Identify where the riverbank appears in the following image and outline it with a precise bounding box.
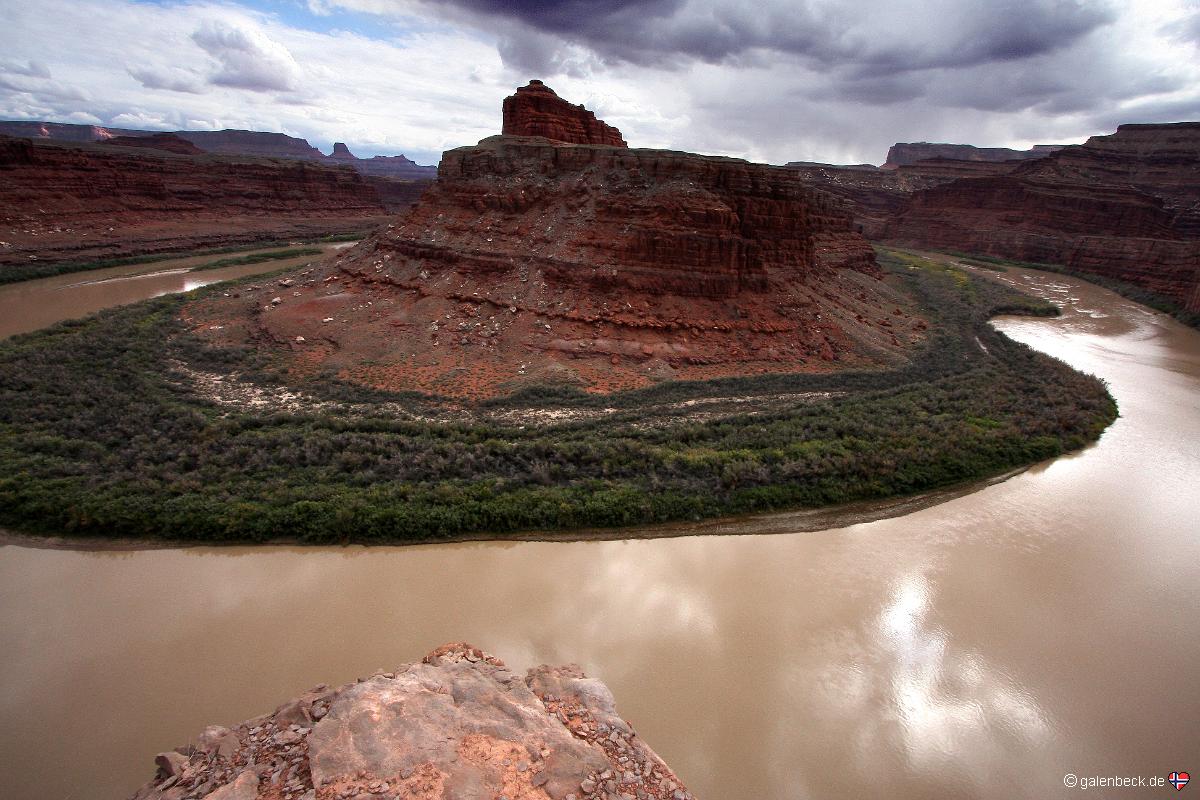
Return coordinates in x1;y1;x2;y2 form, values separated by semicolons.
934;249;1200;329
0;465;1030;552
3;265;1193;800
0;241;358;340
0;249;1117;544
0;232;368;286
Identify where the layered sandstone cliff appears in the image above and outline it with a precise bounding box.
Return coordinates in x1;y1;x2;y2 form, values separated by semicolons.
175;129;328;160
131;644;694;800
783;156;1028;238
193;83;921;398
353;155;438;180
883;123;1200;312
1014;122;1200;237
0;136;391;267
422;135;878;294
503;81;627;147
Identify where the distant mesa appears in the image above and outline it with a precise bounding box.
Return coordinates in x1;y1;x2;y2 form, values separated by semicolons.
329;141;356;160
502;79;628;147
785;160;880;172
0;115;440;271
0;120;116;143
0;119;438;179
103;132;204;155
882;142;1065;169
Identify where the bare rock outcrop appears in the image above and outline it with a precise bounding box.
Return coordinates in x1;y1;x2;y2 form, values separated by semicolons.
502;81;627;147
130;643;694;800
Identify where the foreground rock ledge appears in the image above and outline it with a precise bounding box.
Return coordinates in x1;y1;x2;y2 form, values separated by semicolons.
132;644;694;800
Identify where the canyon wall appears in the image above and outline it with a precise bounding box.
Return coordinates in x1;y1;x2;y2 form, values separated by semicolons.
781;163;937;238
352;154;439;180
0;119;438;179
0;136;392;267
783;156;1028;238
104;133;206;155
0;120;144;142
172;129;328;160
883;123;1200;312
1013;122;1200;237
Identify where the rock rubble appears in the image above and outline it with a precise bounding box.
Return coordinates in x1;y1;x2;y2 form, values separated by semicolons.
131;643;695;800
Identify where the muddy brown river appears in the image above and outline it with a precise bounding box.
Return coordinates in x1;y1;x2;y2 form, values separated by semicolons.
1;264;1198;799
0;242;355;340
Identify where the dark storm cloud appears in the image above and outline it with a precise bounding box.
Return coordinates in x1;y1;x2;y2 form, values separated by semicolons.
424;0;1116;74
441;0;682;32
807;74;926;106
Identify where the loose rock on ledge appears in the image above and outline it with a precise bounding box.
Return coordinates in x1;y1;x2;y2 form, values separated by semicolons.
130;643;694;800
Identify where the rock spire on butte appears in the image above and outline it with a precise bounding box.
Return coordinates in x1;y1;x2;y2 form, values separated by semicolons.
502;79;627;147
192;83;922;398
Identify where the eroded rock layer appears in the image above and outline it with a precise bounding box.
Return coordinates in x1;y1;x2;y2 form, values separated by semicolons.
503;81;627;147
131;644;694;800
783;157;1030;238
193;129;921;398
0;136;393;267
884;123;1200;312
1016;122;1200;237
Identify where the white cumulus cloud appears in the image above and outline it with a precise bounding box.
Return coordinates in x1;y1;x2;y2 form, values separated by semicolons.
192;20;303;93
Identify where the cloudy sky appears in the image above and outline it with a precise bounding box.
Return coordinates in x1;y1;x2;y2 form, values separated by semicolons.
2;0;1198;166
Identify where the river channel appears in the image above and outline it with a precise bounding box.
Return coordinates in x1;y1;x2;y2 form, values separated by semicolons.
0;262;1197;799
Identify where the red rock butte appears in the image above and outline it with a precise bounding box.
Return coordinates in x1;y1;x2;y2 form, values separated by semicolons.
503;80;628;147
192;83;923;398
